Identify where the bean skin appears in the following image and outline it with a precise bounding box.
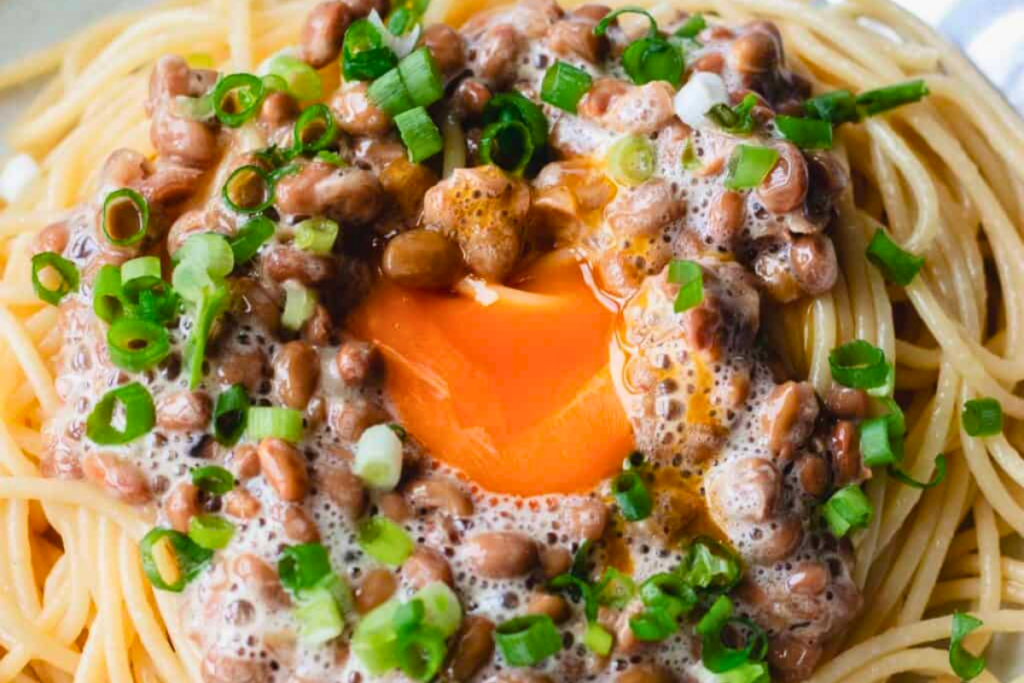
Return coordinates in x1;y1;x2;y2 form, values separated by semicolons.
334;340;378;386
224;488;262;519
257;438;309;502
355;568;397;614
320;464;367;520
301;1;352;68
156;390;212;431
401;547;454;589
406;477;474;517
446;616;495;682
165;482;200;532
382;229;465;290
421;24;466;75
82;452;150;504
525;592;569;622
464;532;537;579
273;341;320;410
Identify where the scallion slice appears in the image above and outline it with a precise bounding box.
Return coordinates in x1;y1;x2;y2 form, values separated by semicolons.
889;454;947;490
172;93;215;122
679;537;742;591
358;516;414;566
265;53;323;101
261;73;290;94
354;423;404;491
822;485;872;538
86;382;156;445
667;259;703;313
282;281;318;331
185;287;230;389
865;228;925;286
593;8;659;38
353;599;402;674
343;19;398;81
188;514;235;550
775;115;833;150
482;92;549;150
294;217;340;254
93;265;125;322
213;385;249;446
856;79;929;117
494;615;562;666
139;527;213;592
394;106;443;163
229;216;276;265
541;61;593;114
293;104;339;155
859;415;902;467
101;188;150;246
629;608;678;641
367;67;414;117
247;406;304;442
707;94;758;136
697;595;767;673
31;252;79;305
223;165;274;214
120;256;162;299
278;542;333;593
396;627;446;681
804;90;859;125
720;662;771;683
583;622;613;656
612;470;652;521
606;134;655;187
724;144;778;190
212;73;265;128
828;340;889;390
480;120;535;176
949;612;986;681
191;464;236;495
106;318;171;372
398;47;443;108
595;567;636;609
387;0;429;35
674;13;706;38
638;573;696;615
413;581;463;637
295;584;345;644
622;37;683;86
962;398;1002;437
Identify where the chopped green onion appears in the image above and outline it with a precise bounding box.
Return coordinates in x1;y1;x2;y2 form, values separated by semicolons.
720;662;771;683
866;228;925;286
293;104;339;154
389;423;408;441
31;252;78;305
358;516;414;566
583;622;613;656
494;615;562;666
639;573;696;615
399;47;443;108
724;145;779;190
191;465;236;495
667;259;703;313
354;423;404;491
139;527;213;592
247;406;304;442
93;265;124;322
131;287;180;325
822;485;873;538
593;7;658;38
541;61;592;114
696;595;767;673
213;385;249;446
396;626;447;681
261;73;289;94
294;217;340;254
707;94;758;136
682;138;702;172
482;92;549;150
394;598;426;635
606;134;655;187
548;573;599;621
106;318;171;372
394;106;443;163
265;53;322;101
222;165;275;214
174;232;235;284
804;90;860;125
595;567;636;609
962;398;1003;437
353;599;402;674
316;150;348;167
674;13;706;38
172;93;215;122
859;415;901;467
412;581;463;637
679;537;742;592
282;281;318;331
479;120;535;176
629;607;679;641
101;188;150;246
212;73;265;127
775;115;833;149
828;340;890;390
120;256;162;299
188;514;235;550
343;19;398;81
856;79;929;117
86;382;156;445
622;37;683;86
612;470;653;521
387;0;428;35
949;612;986;681
278;542;333;593
185;287;230;389
889;454;947;490
367;67;414;117
229;216;276;265
295;584;345;644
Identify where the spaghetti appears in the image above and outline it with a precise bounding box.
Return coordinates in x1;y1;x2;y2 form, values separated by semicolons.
0;1;1022;683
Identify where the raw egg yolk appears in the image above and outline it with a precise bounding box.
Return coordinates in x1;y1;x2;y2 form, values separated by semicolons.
349;254;635;496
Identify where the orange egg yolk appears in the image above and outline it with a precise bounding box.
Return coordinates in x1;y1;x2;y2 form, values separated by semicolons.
349;254;635;496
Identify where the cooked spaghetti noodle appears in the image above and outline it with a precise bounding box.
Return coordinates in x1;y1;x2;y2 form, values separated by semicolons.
0;1;1023;683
